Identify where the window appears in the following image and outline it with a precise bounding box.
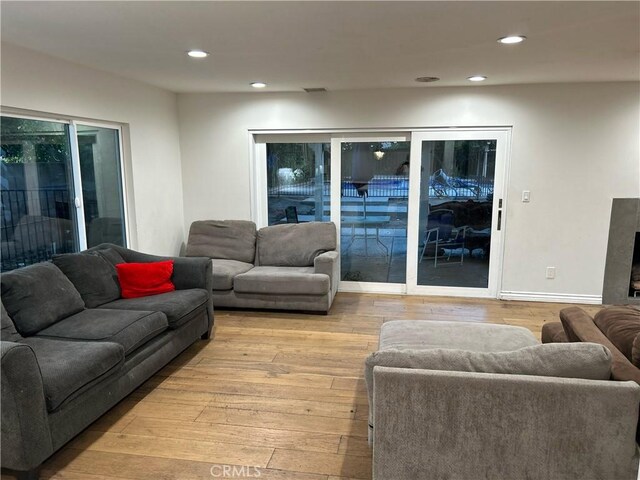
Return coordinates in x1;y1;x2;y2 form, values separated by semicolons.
1;115;127;270
265;142;330;225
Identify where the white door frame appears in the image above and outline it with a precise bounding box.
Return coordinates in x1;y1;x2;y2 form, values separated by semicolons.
406;128;511;298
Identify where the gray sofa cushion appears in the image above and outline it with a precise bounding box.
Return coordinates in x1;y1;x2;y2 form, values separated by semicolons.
1;301;22;342
101;289;208;329
19;337;124;412
1;262;85;336
186;220;257;264
379;320;539;352
212;259;254;290
257;222;336;267
234;266;330;295
36;309;168;355
52;253;120;308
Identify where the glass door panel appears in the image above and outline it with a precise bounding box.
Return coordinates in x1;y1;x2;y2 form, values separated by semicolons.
0;117;79;270
339;140;410;284
408;130;508;296
77;124;126;247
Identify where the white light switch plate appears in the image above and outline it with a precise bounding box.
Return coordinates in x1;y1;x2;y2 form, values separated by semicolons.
522;190;531;203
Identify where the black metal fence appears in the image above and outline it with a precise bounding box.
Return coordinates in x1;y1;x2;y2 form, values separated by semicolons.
268;175;493;200
1;189;75;271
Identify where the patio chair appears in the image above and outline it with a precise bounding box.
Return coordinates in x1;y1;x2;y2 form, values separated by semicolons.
419;209;467;266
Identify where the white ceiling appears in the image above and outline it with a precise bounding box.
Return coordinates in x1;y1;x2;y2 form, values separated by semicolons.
1;1;639;93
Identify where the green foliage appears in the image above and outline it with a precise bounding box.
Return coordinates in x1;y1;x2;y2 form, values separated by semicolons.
1;116;70;164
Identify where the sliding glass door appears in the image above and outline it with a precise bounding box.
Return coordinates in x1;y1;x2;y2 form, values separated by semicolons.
332;135;410;292
406;130;509;297
1;115;127;270
254;128;509;297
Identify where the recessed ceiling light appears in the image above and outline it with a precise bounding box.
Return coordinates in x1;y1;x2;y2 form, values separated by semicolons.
250;82;267;89
187;50;209;58
498;35;526;44
467;75;487;82
415;76;440;83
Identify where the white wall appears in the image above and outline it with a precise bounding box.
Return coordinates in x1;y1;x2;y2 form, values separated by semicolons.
177;83;640;299
1;43;185;255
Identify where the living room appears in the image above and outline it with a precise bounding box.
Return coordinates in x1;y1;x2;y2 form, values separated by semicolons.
1;1;640;479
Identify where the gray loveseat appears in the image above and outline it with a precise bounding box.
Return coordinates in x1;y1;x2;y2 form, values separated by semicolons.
0;244;213;479
186;220;339;313
365;320;640;480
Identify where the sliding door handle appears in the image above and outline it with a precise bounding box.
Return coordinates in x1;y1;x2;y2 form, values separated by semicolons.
497;210;502;231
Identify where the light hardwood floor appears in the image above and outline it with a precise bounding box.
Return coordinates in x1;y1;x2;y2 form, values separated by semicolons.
5;294;601;480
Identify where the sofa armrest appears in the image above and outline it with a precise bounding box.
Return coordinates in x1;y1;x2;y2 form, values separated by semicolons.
373;366;640;480
1;341;53;472
560;307;640;384
314;251;339;299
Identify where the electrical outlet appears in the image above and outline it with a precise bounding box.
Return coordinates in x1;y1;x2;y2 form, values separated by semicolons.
522;190;531;203
546;267;556;279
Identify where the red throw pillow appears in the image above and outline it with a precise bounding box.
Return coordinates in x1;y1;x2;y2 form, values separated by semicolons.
116;260;175;299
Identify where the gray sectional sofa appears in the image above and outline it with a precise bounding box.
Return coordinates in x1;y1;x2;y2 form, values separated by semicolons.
0;244;213;479
366;320;640;480
186;220;339;313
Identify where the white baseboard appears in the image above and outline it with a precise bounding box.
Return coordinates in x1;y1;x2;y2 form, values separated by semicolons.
499;291;602;305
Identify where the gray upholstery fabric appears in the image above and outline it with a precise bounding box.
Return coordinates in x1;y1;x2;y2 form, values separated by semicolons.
1;341;53;472
186;220;257;263
92;247;126;267
19;337;124;412
213;289;331;313
1;262;85;336
234;266;330;295
52;253;121;307
379;320;539;352
47;311;208;451
314;250;339;299
212;259;254;290
101;289;208;329
90;243;214;337
365;342;613;418
372;366;640;480
37;309;168;355
1;302;22;342
257;222;336;267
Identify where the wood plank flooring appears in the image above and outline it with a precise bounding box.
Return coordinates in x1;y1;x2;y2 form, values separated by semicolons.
3;293;601;479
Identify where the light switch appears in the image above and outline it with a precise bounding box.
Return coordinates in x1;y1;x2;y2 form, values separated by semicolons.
522;190;531;203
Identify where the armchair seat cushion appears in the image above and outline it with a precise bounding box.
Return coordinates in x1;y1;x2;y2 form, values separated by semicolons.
379;320;539;352
36;309;168;355
234;266;330;295
212;259;254;290
19;337;124;412
101;289;208;329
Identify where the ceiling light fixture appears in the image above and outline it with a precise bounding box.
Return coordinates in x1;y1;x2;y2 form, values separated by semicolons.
187;50;209;58
467;75;487;82
250;82;267;89
498;35;526;44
